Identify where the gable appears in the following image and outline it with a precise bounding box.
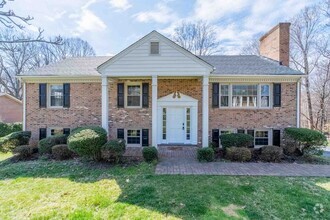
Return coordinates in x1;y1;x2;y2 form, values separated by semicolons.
98;31;213;77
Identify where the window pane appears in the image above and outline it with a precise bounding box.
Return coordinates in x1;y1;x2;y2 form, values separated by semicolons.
127;130;141;144
261;85;270;107
162;108;166;140
220;85;229;95
128;86;140;96
127;96;140;106
255;138;268;145
220;96;229;107
50;85;63;107
186;108;190;140
237;129;245;134
232;85;257;107
255;131;268;138
51;128;63;136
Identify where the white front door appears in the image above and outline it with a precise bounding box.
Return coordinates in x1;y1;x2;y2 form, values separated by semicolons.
167;107;185;143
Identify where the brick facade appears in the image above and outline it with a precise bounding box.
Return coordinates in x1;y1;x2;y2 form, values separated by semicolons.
209;82;297;143
259;23;291;67
25;80;297;147
0;95;22;123
26;83;102;144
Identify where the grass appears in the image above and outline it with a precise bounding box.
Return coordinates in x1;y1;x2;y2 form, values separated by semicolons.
0;154;329;219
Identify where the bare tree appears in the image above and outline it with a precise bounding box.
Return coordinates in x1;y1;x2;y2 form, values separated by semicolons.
290;5;322;129
171;20;221;55
0;0;61;44
311;59;330;131
0;31;95;99
240;39;260;55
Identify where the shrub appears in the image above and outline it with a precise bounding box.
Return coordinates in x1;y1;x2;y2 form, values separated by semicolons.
68;126;107;160
260;145;283;162
0;122;22;137
225;147;251;162
142;147;158;163
12;145;33;160
197;147;215;162
220;133;254;149
101;139;126;163
0;131;31;152
284;128;327;155
52;144;73;160
38;134;67;155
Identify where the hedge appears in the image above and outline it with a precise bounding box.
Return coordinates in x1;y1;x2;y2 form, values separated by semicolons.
225;147;251;162
284;128;327;155
52;144;73;160
0;122;22;137
197;147;214;162
260;145;283;162
0;131;31;153
38;134;68;155
220;133;254;149
68;126;107;160
101;139;126;163
142;147;158;163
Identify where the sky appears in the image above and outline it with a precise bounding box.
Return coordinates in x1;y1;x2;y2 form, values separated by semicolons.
9;0;316;55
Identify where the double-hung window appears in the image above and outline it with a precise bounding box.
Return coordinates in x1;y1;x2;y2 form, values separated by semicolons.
260;84;270;107
127;130;141;144
126;85;141;107
220;85;229;107
255;130;269;146
50;85;63;107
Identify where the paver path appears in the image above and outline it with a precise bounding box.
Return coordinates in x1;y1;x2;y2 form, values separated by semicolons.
155;146;330;177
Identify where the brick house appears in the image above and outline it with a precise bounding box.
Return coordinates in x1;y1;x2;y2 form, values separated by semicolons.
0;93;23;123
19;23;303;148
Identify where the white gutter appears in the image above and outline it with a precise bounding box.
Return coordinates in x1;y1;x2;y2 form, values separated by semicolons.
296;80;301;128
23;82;26;131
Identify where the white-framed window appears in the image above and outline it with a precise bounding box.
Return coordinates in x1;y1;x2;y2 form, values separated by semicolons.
150;42;160;55
49;128;63;136
127;129;141;145
218;84;272;109
126;84;142;107
255;130;269;146
220;129;234;135
49;84;63;107
186;108;191;140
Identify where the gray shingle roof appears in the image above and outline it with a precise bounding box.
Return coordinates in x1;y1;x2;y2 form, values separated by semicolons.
200;55;303;75
22;55;303;76
21;56;111;76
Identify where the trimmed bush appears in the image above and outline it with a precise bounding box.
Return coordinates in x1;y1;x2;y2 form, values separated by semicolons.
142;147;158;163
101;139;126;163
67;126;107;160
0;131;31;152
52;144;73;160
260;145;283;162
0;122;22;137
284;128;327;155
12;145;33;160
197;147;215;162
38;134;67;155
220;133;253;149
225;147;251;162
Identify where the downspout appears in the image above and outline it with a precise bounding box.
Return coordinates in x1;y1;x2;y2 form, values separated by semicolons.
296;79;301;128
23;81;26;131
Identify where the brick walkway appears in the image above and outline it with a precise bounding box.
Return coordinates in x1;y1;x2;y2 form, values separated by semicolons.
155;146;330;177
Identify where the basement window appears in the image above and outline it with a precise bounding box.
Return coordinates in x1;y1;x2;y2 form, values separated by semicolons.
150;42;159;55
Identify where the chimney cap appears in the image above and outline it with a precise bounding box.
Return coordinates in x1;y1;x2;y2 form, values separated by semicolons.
259;22;291;42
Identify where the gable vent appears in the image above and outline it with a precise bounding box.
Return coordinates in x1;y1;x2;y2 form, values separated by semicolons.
150;42;159;55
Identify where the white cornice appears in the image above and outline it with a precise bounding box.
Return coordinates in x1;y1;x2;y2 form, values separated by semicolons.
18;76;101;83
209;75;303;83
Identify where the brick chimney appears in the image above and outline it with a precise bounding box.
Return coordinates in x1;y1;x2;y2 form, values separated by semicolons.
259;23;290;66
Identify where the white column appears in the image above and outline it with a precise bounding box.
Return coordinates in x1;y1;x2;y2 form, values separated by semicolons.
152;75;158;148
101;76;109;135
22;82;26;131
202;75;209;147
296;80;301;128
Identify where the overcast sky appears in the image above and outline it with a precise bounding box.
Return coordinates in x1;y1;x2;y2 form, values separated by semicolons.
10;0;315;55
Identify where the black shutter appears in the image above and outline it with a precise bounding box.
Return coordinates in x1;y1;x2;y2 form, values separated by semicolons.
39;128;47;140
63;128;70;136
212;129;220;148
142;129;149;146
63;83;70;108
39;83;47;108
117;129;124;139
273;130;281;146
212;83;219;107
142;83;149;108
273;83;281;107
247;129;255;148
117;83;124;108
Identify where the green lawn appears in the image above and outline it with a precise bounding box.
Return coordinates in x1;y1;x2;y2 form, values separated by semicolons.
0;154;329;219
